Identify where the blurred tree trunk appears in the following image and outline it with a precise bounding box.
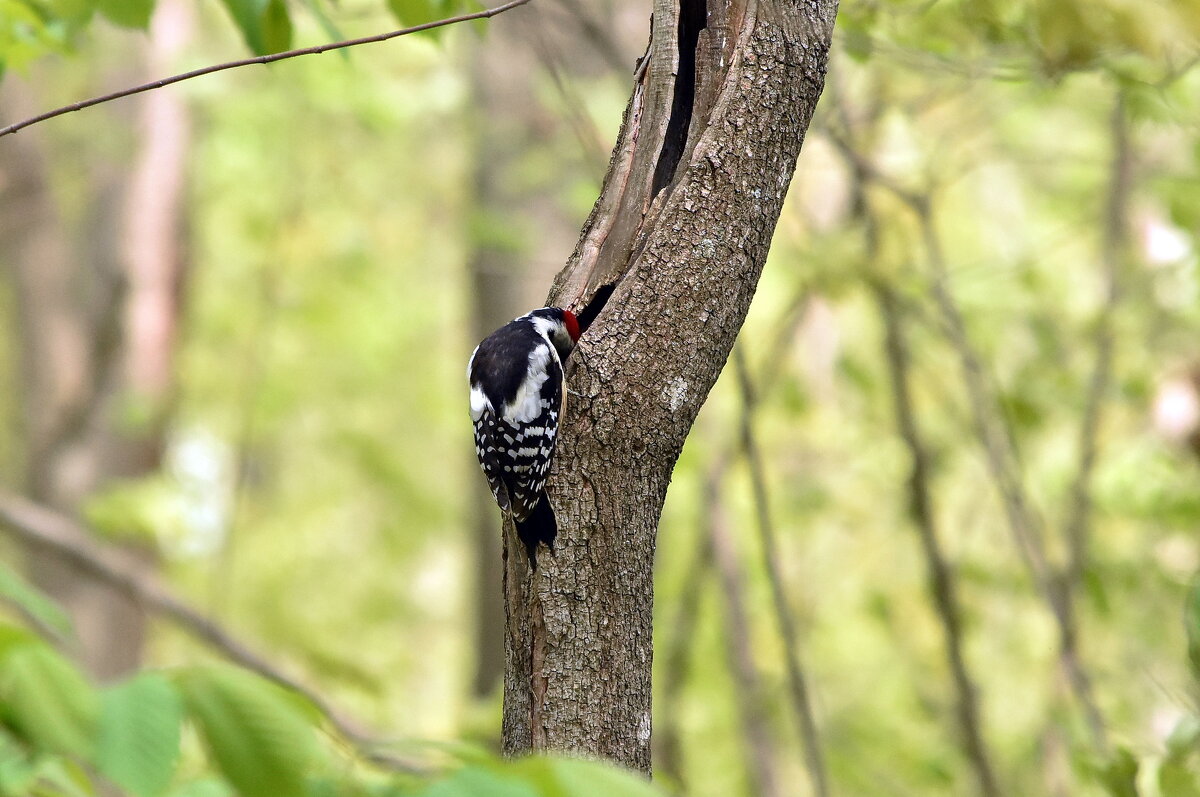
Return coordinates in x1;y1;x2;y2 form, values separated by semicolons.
466;3;640;700
0;0;192;681
501;0;837;770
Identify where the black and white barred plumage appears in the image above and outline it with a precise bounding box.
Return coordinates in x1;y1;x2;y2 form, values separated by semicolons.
468;307;580;567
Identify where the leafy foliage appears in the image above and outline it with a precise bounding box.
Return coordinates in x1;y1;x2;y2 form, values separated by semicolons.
0;619;664;797
218;0;293;56
96;674;183;797
0;0;484;71
0;564;72;640
176;664;319;797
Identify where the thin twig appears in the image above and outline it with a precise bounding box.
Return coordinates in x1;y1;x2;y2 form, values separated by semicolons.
657;296;812;786
0;0;534;139
733;347;829;797
827;94;1110;754
655;517;713;790
1062;91;1129;588
552;0;630;73
873;281;1001;797
913;196;1110;756
0;491;425;773
706;470;781;797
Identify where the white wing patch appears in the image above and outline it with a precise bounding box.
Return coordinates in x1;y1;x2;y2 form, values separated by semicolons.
502;343;555;423
469;386;491;421
466;345;478;380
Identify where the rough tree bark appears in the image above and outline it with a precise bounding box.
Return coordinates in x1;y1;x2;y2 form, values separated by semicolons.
501;0;837;770
467;4;639;697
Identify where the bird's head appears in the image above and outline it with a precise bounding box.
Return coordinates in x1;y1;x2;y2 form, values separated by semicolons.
528;307;581;360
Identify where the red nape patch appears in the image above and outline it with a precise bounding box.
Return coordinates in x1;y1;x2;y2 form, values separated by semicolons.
562;309;581;342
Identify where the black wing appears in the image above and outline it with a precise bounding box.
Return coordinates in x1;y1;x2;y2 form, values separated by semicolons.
469;319;564;522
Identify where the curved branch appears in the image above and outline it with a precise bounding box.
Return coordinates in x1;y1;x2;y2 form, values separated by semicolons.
0;0;533;139
0;491;423;773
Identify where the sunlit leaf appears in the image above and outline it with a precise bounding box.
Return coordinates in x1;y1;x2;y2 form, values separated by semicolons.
0;564;72;639
512;757;666;797
97;673;183;797
1098;747;1139;797
0;642;98;760
1187;578;1200;683
95;0;153;29
176;664;318;797
218;0;291;55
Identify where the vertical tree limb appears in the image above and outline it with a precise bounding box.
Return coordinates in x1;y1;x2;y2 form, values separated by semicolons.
825;111;1110;757
1062;91;1130;589
733;348;828;797
706;471;781;797
873;282;1001;797
502;0;838;770
653;524;712;788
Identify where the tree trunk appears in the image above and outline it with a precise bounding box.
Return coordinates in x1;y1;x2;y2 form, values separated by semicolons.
466;5;637;699
501;0;837;770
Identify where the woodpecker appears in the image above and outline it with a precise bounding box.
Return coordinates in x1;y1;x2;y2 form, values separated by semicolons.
468;307;581;568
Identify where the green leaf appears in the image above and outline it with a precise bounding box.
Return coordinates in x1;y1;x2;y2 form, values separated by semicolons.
1098;747;1139;797
262;0;292;54
413;766;538;797
0;623;40;659
95;0;154;29
510;757;665;797
1161;760;1200;797
0;642;98;760
176;664;318;797
218;0;291;55
0;563;73;639
167;778;234;797
0;727;38;795
96;673;183;797
386;0;442;27
29;757;95;797
1187;577;1200;683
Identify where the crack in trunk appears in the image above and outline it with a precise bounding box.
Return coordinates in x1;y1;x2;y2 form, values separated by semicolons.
650;0;707;198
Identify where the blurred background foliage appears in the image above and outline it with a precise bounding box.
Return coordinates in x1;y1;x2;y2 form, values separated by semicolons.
1;0;1199;795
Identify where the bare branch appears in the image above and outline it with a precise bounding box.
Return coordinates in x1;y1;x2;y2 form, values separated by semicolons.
0;0;533;139
654;521;712;789
733;347;829;797
873;281;1001;797
657;292;811;786
1063;90;1130;587
0;491;424;773
912;193;1110;756
824;82;1110;754
706;471;781;797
